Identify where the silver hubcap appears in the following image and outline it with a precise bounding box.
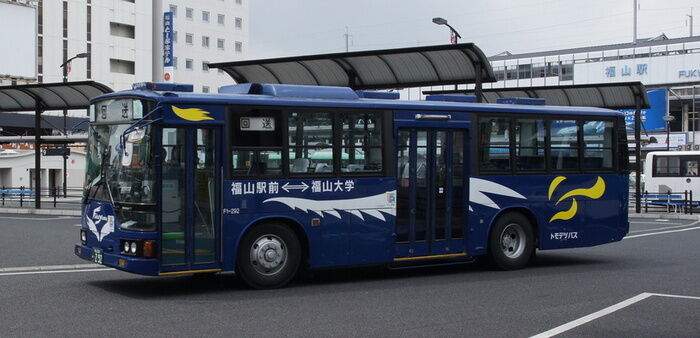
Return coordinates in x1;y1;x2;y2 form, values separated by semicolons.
250;234;287;275
500;223;526;258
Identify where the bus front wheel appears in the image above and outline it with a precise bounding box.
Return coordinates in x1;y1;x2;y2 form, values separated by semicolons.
236;223;301;289
488;213;535;270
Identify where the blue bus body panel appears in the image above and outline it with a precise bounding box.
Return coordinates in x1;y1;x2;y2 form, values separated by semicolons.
222;178;396;269
468;174;628;254
75;200;160;275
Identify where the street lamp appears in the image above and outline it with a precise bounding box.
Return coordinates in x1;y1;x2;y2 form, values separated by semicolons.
433;17;462;91
663;115;675;151
432;17;462;44
57;52;89;197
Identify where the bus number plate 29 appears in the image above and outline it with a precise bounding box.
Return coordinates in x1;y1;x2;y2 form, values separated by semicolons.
92;248;103;265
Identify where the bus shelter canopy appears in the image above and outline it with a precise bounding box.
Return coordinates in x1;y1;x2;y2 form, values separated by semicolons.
209;43;497;90
423;82;650;110
0;81;112;112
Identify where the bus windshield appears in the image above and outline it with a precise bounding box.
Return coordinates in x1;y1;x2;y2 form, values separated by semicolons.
84;123;154;205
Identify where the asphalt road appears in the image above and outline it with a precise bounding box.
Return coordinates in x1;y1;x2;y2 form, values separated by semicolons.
0;214;699;337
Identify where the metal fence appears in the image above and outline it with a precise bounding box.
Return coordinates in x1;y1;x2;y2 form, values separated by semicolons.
0;186;83;209
631;190;696;214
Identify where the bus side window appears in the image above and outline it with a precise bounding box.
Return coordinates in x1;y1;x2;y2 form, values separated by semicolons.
582;120;614;171
288;112;333;174
479;117;511;171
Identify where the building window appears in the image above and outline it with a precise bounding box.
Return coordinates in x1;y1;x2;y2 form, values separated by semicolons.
235;41;243;53
185;33;193;45
110;22;136;39
169;4;177;16
185;58;193;70
110;59;135;74
173;31;178;42
217;14;225;25
202;61;209;71
217;38;225;50
186;7;193;19
202;36;210;48
236;0;242;4
235;17;242;29
202;86;210;93
202;11;210;22
173;57;178;69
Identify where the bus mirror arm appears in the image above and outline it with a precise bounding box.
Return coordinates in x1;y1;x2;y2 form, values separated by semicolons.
120;105;163;151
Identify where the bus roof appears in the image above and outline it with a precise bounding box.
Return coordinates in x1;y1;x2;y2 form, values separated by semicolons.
93;83;623;117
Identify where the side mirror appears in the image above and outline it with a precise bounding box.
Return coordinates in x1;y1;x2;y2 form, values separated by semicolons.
126;128;146;143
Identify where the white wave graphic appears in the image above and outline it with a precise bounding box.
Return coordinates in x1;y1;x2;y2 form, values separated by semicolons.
263;191;396;221
469;177;526;210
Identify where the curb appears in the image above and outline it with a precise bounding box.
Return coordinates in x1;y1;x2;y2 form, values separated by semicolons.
0;208;81;216
629;212;700;220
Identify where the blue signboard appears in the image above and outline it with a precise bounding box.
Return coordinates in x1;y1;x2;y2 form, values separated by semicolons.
163;12;174;67
622;89;668;132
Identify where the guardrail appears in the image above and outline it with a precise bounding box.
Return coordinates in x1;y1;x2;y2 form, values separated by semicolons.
634;190;696;214
0;186;83;209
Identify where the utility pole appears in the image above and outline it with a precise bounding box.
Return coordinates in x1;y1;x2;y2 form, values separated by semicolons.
688;8;694;37
633;0;638;44
343;26;351;52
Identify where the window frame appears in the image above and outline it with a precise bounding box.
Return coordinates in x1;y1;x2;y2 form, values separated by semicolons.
227;106;392;180
476;113;620;175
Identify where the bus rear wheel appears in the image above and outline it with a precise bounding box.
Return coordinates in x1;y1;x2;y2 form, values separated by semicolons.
488;213;535;270
236;223;301;289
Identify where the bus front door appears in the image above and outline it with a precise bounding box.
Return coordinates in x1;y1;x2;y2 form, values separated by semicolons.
395;128;468;260
160;126;221;272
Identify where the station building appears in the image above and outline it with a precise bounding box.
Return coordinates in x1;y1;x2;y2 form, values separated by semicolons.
485;34;700;155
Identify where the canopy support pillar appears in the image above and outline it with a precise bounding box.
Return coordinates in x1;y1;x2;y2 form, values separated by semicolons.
35;100;42;209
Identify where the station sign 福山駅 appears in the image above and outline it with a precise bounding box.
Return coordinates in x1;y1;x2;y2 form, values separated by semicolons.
622;89;668;132
573;50;700;85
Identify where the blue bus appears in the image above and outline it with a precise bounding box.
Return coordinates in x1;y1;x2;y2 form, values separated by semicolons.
75;82;629;288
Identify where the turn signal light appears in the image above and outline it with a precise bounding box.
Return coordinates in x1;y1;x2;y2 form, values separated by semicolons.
143;240;156;258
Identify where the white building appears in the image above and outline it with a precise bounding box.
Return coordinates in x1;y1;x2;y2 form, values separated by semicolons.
153;0;249;93
1;0;249;115
0;150;86;190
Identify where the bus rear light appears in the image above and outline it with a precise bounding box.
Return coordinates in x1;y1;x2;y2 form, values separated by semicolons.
143;241;156;258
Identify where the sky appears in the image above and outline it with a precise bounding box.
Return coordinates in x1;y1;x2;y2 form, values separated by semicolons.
249;0;699;59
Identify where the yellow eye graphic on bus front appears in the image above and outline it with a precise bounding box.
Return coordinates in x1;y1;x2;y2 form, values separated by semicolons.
548;176;606;223
172;106;214;121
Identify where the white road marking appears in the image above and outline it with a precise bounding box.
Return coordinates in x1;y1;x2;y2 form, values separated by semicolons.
0;263;104;273
0;268;114;277
628;224;697;233
625;225;700;239
531;292;700;338
0;216;79;221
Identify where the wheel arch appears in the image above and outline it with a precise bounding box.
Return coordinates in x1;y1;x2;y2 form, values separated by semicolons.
487;206;540;249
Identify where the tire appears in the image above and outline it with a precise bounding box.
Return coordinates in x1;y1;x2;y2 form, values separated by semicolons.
236;223;301;289
487;212;535;270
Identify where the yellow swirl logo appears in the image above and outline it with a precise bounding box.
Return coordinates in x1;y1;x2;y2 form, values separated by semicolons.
172;106;214;121
548;176;606;223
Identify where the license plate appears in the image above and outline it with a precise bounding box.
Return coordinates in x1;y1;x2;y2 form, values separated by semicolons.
92;248;103;265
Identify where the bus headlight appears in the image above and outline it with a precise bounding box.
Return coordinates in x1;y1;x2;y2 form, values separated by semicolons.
80;230;87;244
130;242;137;254
123;241;130;253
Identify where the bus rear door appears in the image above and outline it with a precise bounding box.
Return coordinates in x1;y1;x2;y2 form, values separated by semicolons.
395;114;470;261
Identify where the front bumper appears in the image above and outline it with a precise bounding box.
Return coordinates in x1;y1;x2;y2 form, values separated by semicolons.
74;243;159;276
